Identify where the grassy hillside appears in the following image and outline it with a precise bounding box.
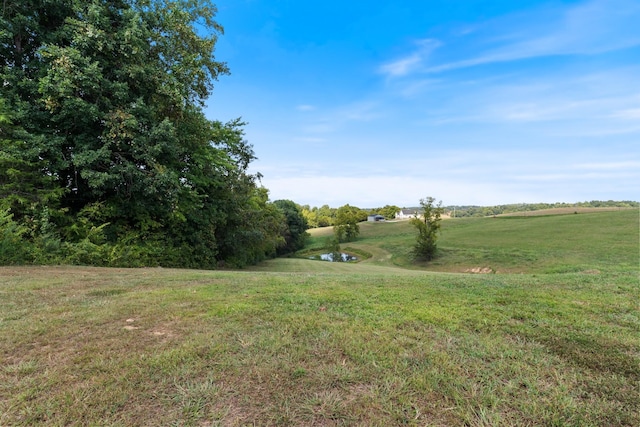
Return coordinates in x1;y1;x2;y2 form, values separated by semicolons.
299;209;638;274
1;209;638;426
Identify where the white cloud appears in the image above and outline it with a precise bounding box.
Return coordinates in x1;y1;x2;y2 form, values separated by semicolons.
379;52;423;77
378;39;442;77
513;172;637;182
253;134;640;207
292;136;326;143
261;174;523;207
396;78;442;98
300;100;383;134
572;161;640;171
423;0;640;74
296;104;316;111
610;108;640;120
409;67;640;131
261;167;638;207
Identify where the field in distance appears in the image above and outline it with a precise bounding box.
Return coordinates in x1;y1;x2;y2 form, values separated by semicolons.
287;208;638;274
1;209;638;425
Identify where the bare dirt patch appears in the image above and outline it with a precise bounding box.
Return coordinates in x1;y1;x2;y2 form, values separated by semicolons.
120;318;178;339
465;267;494;274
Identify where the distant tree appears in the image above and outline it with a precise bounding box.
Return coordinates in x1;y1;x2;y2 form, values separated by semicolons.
299;206;315;228
411;197;444;261
317;204;335;227
376;205;401;220
301;204;335;228
333;204;361;242
273;199;309;255
356;207;369;222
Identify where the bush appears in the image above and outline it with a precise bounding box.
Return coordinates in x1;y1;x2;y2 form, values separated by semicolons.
0;209;31;264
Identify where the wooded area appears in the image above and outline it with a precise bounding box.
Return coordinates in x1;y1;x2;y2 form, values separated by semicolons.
0;0;309;267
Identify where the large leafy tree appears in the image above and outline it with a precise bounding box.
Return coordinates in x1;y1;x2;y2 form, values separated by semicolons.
0;0;278;267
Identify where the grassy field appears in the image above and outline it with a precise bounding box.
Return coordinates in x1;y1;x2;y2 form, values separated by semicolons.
301;208;639;274
1;209;638;426
497;206;635;216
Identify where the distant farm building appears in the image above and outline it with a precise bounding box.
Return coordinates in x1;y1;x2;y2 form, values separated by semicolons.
367;214;385;222
395;209;418;220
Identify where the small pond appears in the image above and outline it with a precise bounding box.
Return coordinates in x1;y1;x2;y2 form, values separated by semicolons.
310;253;357;262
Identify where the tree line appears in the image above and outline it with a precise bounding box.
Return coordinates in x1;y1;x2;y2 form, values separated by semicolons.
300;204;400;228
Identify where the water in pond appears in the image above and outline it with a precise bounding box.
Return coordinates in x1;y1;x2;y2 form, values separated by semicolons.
314;253;357;262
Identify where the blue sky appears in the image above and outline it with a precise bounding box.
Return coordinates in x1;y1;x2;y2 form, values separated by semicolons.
205;0;640;207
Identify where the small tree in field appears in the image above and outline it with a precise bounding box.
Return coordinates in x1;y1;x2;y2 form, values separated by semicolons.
411;197;444;261
333;204;361;242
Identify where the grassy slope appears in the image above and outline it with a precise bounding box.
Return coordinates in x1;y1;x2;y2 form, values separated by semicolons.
299;209;639;273
1;209;638;426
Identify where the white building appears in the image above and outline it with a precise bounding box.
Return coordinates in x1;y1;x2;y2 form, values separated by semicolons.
395;209;418;220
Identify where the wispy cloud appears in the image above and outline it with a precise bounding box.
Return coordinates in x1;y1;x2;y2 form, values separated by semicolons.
300;101;383;134
292;136;326;143
379;52;423;77
381;0;640;76
296;104;316;111
436;0;640;72
260;162;639;207
378;39;441;77
410;65;640;132
572;161;640;171
610;108;640;120
254;139;640;206
513;171;638;182
260;174;522;207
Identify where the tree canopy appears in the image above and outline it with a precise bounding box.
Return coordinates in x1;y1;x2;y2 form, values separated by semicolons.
273;199;309;255
0;0;290;267
373;205;401;220
333;204;364;242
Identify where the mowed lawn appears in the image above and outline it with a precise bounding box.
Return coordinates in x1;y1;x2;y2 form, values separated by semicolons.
1;210;638;426
301;208;639;274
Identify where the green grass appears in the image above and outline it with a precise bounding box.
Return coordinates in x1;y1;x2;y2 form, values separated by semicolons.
1;209;638;425
306;209;639;273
